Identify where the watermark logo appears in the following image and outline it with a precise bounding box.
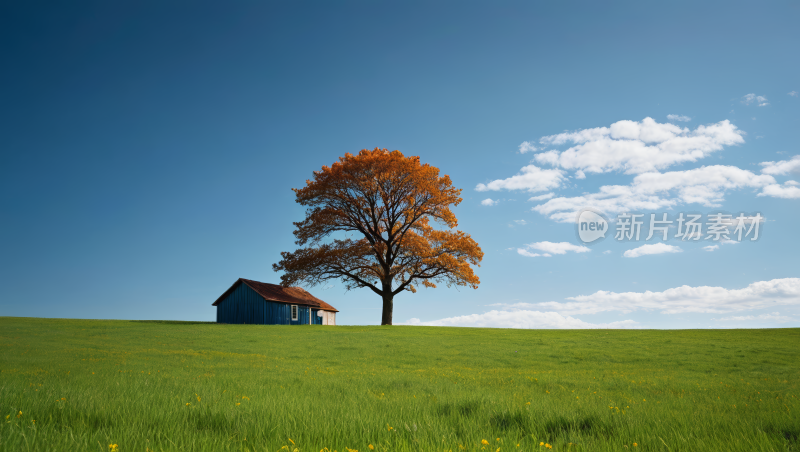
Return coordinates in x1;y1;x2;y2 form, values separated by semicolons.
576;208;609;244
576;209;763;244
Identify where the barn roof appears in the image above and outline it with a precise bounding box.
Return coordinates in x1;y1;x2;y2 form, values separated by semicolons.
212;278;339;312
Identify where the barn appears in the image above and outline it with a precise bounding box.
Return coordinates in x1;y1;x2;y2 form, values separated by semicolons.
213;278;338;325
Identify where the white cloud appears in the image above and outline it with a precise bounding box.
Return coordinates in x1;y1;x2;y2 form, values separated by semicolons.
703;245;719;252
667;114;691;122
535;118;744;175
757;155;800;198
714;312;795;323
603;250;612;254
632;166;774;205
623;243;682;258
400;310;638;329
789;91;798;97
519;141;538;153
530;277;800;315
517;249;542;257
533;150;560;166
758;182;800;199
574;170;586;179
519;241;591;256
513;219;527;225
532;189;673;223
760;155;800;175
481;198;499;206
532;165;776;222
476;165;566;193
528;193;555;202
742;93;769;107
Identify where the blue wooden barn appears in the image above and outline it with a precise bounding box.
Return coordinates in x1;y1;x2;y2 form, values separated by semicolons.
213;278;338;325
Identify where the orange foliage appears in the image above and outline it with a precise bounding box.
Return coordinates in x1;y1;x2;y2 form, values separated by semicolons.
273;148;483;324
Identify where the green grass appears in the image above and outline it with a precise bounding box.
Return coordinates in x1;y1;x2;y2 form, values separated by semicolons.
1;317;798;452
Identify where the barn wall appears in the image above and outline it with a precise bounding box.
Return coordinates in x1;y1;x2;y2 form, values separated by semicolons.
217;282;308;325
311;309;323;325
293;305;309;325
215;282;334;325
317;311;335;325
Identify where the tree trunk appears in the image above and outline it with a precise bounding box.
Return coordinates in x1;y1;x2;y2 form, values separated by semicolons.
381;286;394;325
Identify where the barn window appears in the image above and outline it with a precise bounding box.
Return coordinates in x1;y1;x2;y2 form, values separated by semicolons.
291;305;298;321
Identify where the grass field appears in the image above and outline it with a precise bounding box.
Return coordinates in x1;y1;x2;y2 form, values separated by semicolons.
1;317;798;452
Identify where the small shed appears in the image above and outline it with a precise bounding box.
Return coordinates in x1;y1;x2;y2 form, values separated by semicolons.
213;278;338;325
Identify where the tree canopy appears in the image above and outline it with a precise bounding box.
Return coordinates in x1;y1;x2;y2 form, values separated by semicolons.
273;148;483;325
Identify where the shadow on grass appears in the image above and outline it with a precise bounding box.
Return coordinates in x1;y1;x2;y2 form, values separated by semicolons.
191;411;236;432
438;400;483;418
47;410;116;432
542;415;614;438
764;424;800;445
490;410;529;431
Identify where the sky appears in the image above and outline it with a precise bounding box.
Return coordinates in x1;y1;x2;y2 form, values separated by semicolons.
1;0;799;329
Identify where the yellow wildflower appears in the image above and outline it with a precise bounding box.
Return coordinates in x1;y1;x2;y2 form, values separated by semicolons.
633;443;638;447
109;444;119;451
368;445;374;450
387;425;393;431
186;403;190;406
16;411;22;418
540;442;544;446
482;440;490;445
545;445;552;450
236;403;241;406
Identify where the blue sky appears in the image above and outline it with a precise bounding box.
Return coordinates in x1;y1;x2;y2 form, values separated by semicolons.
1;1;798;328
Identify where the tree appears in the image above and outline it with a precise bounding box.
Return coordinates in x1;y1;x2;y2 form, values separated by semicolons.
273;148;483;325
